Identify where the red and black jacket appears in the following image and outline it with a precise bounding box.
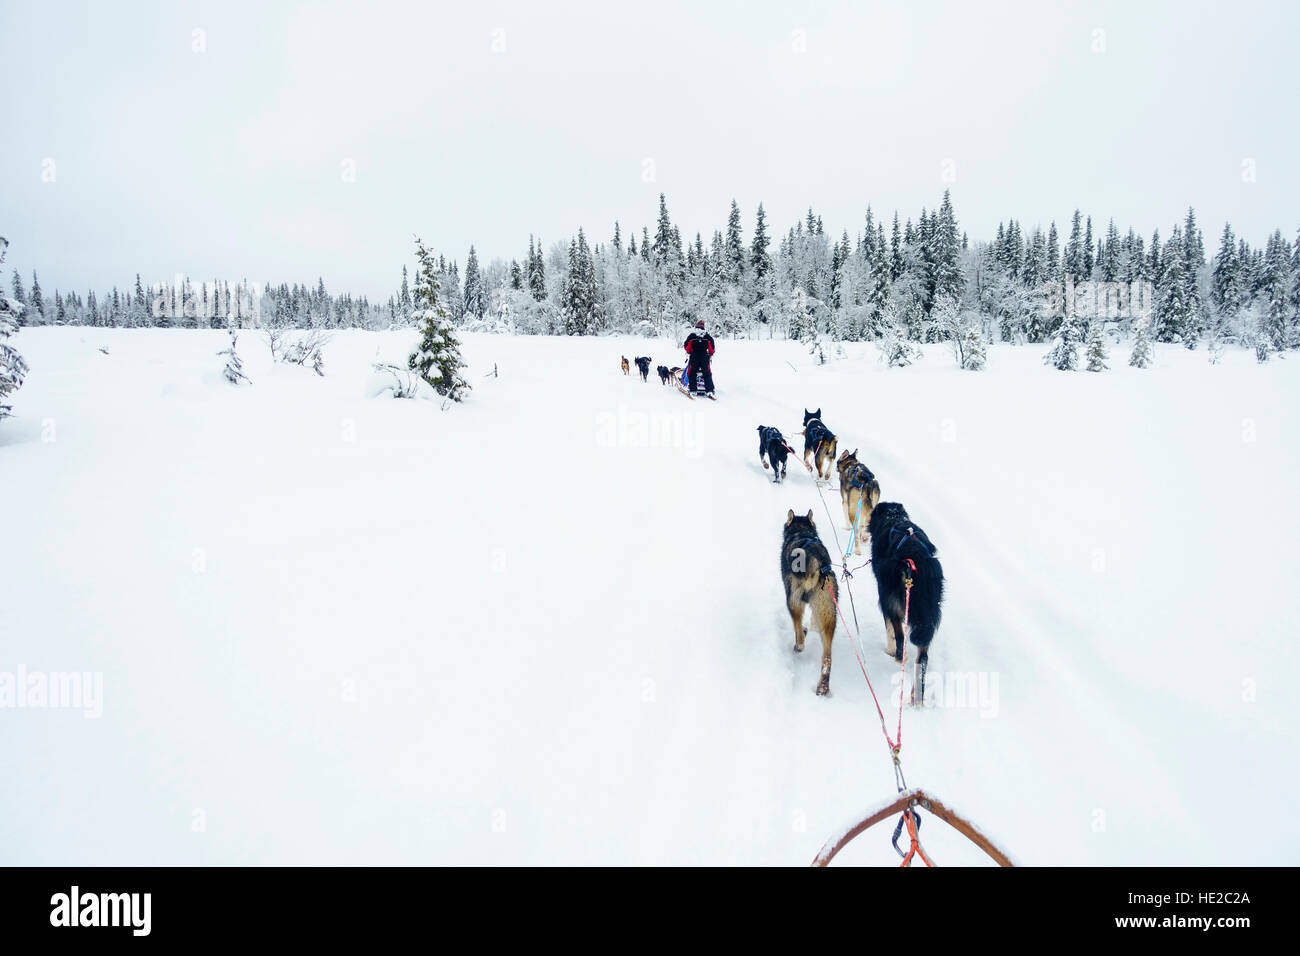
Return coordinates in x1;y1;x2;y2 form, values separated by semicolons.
684;331;715;366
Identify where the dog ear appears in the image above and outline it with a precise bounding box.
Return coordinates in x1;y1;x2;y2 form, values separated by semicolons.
814;408;820;418
785;509;794;526
852;448;858;457
806;509;815;524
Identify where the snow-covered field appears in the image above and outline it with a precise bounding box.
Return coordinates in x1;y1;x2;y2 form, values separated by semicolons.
2;327;1297;865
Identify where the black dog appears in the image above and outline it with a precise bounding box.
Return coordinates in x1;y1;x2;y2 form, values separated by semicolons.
801;408;838;481
757;425;792;482
868;502;944;705
656;364;670;385
634;356;652;382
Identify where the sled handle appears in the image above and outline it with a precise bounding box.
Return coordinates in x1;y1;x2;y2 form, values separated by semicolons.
812;788;1014;867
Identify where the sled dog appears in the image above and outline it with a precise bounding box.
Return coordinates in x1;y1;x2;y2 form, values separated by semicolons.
757;426;792;483
836;448;881;556
801;409;838;481
867;502;944;705
781;509;838;696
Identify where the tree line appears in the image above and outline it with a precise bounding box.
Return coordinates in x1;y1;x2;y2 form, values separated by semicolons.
425;191;1300;360
8;192;1300;361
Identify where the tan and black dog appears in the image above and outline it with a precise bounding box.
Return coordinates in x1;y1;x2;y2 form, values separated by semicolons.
781;509;839;696
836;448;881;556
801;408;838;481
620;356;630;376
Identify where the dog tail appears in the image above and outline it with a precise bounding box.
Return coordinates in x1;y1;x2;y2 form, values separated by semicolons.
898;541;943;650
814;553;838;599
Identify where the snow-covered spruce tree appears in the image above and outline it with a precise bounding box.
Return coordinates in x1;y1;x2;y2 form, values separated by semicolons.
1085;321;1109;371
218;330;251;384
408;238;469;402
790;287;825;360
1154;231;1192;343
527;235;547;302
1129;317;1153;369
462;246;485;321
1043;311;1081;370
1259;230;1291;354
0;237;30;418
788;287;807;341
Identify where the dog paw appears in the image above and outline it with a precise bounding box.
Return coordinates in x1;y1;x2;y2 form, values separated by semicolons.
816;681;830;696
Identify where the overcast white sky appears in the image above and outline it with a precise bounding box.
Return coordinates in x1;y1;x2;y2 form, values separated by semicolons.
2;0;1297;300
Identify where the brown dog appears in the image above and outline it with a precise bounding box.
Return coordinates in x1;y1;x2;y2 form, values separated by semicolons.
801;409;838;482
620;356;630;376
781;509;839;696
836;449;881;556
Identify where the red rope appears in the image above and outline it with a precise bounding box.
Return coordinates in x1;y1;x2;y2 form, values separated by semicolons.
898;806;934;868
826;580;906;755
826;561;931;866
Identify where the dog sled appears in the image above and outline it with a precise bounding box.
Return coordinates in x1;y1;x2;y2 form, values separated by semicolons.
677;365;715;400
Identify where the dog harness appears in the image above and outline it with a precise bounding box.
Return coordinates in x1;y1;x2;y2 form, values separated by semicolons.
786;532;836;585
845;463;875;489
806;419;835;446
887;524;936;557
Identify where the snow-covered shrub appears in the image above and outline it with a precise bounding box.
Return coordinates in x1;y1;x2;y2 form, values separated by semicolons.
958;324;987;370
284;330;330;367
370;362;424;398
459;312;513;335
262;326;290;361
1043;313;1082;371
934;294;986;370
876;302;921;368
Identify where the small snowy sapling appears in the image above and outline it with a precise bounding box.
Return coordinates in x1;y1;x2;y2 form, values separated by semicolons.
218;330;251;384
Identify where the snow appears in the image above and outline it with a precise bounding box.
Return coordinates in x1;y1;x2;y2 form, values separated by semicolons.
1;327;1297;865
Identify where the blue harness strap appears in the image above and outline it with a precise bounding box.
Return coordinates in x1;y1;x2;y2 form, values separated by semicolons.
844;496;865;559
